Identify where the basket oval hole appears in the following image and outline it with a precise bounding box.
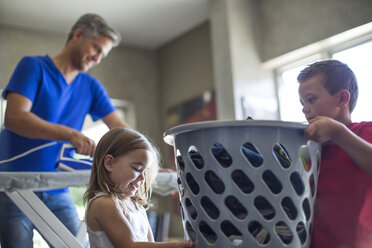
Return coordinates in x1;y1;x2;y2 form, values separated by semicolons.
254;196;275;220
281;197;298;220
316;151;321;172
225;195;248;220
211;143;233;168
204;170;225;194
231;169;254;194
273;143;292;169
275;221;293;244
302;198;311;221
297;221;307;244
262;170;283;194
176;149;185;171
185;198;198;220
181;204;185;219
300;145;312;172
199;221;217;244
220;220;243;246
248;221;270;245
186;173;200;195
186;221;196;242
309;174;316;197
201;196;220;220
188;145;204;169
177;177;184;197
290;172;305;196
241;142;263;167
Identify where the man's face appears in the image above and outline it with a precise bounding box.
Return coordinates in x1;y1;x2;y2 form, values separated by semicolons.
298;76;341;121
71;35;113;72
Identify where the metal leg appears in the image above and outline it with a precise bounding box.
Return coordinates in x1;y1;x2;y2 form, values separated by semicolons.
5;190;83;248
76;221;88;246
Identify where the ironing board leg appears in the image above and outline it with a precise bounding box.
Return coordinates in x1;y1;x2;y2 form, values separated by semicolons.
76;221;88;245
5;190;83;248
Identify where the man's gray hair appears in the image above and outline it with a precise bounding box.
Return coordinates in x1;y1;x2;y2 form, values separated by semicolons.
67;13;121;46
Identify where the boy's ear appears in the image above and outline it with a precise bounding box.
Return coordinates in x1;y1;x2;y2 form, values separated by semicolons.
104;154;115;171
337;90;351;108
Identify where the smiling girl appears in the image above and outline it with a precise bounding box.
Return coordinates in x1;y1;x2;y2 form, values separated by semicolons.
83;128;193;248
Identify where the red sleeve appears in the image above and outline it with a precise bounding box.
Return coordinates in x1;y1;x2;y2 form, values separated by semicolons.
358;122;372;143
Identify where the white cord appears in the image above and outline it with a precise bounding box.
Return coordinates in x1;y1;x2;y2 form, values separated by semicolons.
0;141;58;164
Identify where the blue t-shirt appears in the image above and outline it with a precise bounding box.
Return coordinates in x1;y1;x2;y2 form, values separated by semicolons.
0;55;115;173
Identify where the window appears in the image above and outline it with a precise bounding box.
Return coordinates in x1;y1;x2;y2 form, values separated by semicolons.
276;55;321;122
81;98;136;144
277;39;372;123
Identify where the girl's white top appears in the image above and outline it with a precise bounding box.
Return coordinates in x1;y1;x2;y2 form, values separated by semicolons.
85;192;150;248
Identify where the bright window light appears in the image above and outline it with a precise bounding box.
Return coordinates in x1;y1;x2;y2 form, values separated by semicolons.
333;41;372;122
278;65;309;122
82;107;128;145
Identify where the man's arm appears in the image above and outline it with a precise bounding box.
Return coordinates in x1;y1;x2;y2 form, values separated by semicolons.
305;116;372;174
4;92;95;156
102;111;130;129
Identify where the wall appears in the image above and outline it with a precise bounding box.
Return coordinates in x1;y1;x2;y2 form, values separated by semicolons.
258;0;372;61
0;24;161;146
210;0;277;120
0;25;65;88
157;22;214;118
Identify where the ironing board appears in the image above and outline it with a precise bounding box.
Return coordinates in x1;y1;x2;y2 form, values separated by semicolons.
0;169;179;248
0;170;91;248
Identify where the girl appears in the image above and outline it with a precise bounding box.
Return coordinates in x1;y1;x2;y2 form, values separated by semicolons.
83;127;193;248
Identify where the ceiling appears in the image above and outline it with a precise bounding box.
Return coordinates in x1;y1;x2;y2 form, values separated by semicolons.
0;0;210;49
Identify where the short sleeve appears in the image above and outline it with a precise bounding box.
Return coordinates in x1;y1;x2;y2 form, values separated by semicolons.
359;122;372;144
2;57;41;103
89;78;115;121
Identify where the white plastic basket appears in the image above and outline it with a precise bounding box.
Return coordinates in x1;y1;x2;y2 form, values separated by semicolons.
164;120;321;248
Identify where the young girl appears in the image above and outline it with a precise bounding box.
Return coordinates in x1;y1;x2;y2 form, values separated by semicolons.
83;127;193;248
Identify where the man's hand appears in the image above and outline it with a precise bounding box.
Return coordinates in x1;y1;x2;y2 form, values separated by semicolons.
69;131;96;157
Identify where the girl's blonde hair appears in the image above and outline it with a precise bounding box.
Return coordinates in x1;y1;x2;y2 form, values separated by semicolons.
83;127;159;208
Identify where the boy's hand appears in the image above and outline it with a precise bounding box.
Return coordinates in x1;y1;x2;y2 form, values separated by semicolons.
304;116;342;143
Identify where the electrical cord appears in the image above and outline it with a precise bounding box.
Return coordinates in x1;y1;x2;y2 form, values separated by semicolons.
0;141;59;164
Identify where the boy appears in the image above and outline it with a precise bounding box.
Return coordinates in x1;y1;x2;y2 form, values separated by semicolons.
297;60;372;248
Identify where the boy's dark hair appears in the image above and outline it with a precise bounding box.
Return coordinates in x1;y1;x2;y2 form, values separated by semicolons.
297;59;359;112
66;13;121;46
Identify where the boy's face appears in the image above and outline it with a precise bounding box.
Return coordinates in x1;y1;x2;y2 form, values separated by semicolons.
298;75;341;121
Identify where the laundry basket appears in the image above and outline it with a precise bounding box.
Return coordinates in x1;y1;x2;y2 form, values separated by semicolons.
164;120;321;248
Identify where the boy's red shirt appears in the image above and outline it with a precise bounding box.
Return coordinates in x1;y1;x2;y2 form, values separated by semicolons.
311;122;372;248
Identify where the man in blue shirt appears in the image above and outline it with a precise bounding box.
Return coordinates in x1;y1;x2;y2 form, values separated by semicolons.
0;13;129;247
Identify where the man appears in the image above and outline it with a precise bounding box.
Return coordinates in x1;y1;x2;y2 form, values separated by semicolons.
0;13;129;247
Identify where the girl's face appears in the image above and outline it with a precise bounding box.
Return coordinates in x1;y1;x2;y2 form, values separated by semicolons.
104;149;152;198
